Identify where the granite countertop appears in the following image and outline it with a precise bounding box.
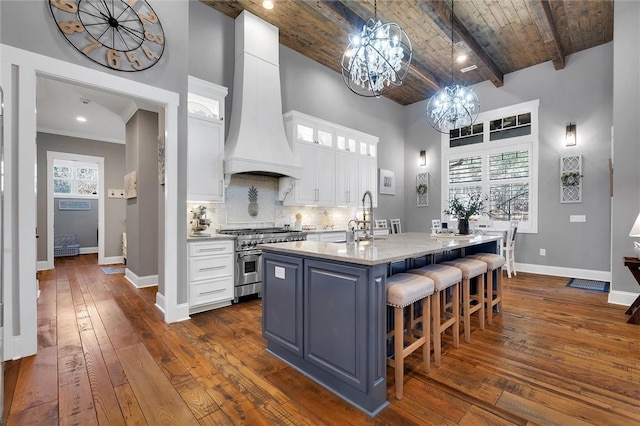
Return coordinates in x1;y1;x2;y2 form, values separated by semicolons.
260;232;500;266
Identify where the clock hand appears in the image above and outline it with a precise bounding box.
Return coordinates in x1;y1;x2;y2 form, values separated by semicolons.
100;0;113;19
118;25;144;44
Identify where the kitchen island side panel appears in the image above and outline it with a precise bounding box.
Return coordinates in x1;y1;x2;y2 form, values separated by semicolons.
263;254;304;357
262;251;389;416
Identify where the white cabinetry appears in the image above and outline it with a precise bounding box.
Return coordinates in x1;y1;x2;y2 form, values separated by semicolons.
188;239;234;314
282;111;378;207
187;76;227;202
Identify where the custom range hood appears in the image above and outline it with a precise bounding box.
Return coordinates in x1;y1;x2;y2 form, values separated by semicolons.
224;11;302;181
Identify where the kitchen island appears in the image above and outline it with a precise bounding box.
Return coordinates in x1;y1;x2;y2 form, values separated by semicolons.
260;233;500;416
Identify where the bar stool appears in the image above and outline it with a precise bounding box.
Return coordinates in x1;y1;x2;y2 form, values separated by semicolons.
467;253;505;325
407;264;461;367
441;258;487;343
386;273;435;399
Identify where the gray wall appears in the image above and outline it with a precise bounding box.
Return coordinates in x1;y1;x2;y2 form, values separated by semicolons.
54;198;98;248
125;110;159;278
36;133;126;260
612;2;640;294
1;0;189;301
405;42;614;273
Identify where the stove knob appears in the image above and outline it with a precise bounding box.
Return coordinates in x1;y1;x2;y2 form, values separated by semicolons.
240;241;247;248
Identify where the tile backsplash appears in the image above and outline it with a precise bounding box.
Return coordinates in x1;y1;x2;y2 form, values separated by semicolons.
187;174;361;234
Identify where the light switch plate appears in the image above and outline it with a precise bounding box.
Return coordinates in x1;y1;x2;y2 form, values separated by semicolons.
108;188;125;198
569;215;586;222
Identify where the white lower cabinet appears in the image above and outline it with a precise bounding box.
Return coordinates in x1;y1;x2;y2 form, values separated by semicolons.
188;240;234;314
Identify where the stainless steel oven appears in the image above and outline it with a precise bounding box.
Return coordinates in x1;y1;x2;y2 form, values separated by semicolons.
235;249;262;299
218;228;306;302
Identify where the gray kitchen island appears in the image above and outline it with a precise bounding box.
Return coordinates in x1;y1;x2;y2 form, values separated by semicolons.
260;233;501;416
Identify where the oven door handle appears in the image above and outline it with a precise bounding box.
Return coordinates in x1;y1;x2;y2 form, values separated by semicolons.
238;251;262;258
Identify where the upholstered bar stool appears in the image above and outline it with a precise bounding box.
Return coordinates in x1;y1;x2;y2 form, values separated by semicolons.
441;258;487;343
386;273;435;399
467;253;505;325
407;264;461;367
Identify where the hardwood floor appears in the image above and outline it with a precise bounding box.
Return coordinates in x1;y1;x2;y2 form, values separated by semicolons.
5;254;640;425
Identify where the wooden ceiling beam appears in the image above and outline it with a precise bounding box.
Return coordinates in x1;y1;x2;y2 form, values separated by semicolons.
318;0;444;93
529;0;566;70
423;0;504;88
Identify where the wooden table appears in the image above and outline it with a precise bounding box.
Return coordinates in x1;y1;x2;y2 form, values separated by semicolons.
623;257;640;324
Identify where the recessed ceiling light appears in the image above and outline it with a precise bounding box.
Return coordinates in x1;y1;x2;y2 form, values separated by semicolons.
76;116;87;122
461;64;478;73
262;0;274;10
456;54;467;64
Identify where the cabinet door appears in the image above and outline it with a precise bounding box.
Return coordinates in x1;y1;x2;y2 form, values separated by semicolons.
335;151;359;206
292;142;318;205
304;259;368;392
315;147;335;206
187;115;224;202
359;156;378;208
263;253;304;357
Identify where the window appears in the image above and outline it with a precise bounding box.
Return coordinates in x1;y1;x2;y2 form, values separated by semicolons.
53;159;99;197
441;100;539;233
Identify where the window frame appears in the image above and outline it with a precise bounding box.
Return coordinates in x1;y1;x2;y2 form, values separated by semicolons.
440;99;539;233
53;159;100;199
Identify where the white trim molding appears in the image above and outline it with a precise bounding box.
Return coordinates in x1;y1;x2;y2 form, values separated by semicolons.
516;262;611;282
103;255;124;265
124;269;158;288
608;290;639;307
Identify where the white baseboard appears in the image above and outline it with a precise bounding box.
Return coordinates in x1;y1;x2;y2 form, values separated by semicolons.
124;269;158;288
155;292;166;314
155;292;190;323
176;303;191;322
79;247;98;254
102;255;124;265
36;260;53;271
515;262;611;282
608;290;639;306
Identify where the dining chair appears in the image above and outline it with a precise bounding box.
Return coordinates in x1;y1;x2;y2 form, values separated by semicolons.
390;218;402;234
503;220;518;278
375;219;388;229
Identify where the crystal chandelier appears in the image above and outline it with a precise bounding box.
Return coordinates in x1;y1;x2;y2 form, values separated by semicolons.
426;0;480;133
341;1;412;97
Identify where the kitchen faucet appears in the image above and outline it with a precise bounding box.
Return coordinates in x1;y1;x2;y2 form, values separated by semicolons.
361;190;374;241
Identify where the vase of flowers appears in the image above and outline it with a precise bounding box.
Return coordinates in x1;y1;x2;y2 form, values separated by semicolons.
444;193;487;235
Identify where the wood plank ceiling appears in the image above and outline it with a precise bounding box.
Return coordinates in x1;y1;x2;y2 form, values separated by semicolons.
202;0;614;106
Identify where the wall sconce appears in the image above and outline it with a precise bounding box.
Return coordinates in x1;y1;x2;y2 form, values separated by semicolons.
565;123;576;146
419;150;426;167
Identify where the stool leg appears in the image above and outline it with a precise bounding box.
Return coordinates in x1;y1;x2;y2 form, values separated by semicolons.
423;295;431;373
432;291;442;367
478;274;485;331
496;268;503;313
394;306;404;399
486;268;494;325
463;277;471;343
452;283;460;349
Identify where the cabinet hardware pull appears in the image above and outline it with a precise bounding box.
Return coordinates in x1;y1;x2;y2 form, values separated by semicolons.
199;288;225;295
200;247;225;252
199;265;226;271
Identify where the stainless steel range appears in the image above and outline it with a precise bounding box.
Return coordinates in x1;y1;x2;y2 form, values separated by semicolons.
217;228;307;302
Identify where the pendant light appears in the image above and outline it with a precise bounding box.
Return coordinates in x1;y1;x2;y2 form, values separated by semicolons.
426;0;480;133
341;0;413;98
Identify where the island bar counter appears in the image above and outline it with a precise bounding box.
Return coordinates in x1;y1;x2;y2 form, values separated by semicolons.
261;233;501;416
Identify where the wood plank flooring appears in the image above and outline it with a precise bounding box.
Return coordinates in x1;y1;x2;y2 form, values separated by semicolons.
5;254;640;425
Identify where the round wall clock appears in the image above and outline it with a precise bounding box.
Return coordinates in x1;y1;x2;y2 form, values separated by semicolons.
48;0;165;72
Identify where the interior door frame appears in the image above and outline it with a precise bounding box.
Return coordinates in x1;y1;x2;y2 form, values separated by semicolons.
46;152;105;269
1;43;181;360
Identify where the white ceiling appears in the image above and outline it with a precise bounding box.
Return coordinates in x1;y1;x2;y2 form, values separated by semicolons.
36;77;145;144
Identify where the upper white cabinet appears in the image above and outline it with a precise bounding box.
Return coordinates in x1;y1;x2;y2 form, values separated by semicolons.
291;139;335;205
283;111;378;207
187;76;227;202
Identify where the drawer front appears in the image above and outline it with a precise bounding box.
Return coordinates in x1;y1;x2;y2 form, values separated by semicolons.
189;255;233;281
190;276;233;306
189;240;233;257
